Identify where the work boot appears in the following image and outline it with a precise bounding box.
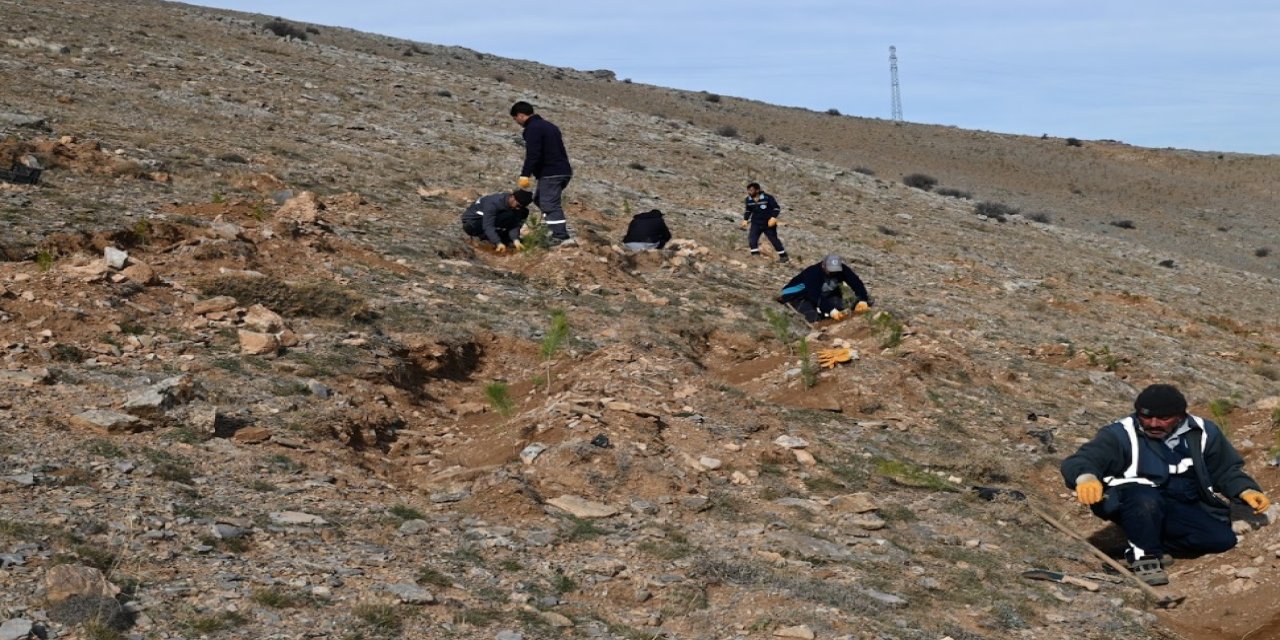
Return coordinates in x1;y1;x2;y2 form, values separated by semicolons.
548;236;576;248
1129;557;1168;586
778;254;790;264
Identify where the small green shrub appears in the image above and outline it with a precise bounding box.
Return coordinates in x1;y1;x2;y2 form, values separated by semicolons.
704;93;721;103
354;604;405;632
796;338;817;388
35;248;55;271
540;310;569;360
870;311;903;349
417;567;452;587
764;308;792;346
1065;137;1083;147
1255;247;1271;258
825;108;841;116
1110;219;1136;229
388;504;425;521
484;381;514;416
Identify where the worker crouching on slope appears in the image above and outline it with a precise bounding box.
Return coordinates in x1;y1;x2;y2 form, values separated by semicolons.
461;189;534;253
1060;383;1270;586
779;254;871;322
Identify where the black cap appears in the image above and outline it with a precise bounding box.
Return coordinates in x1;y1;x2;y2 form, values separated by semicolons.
512;190;533;207
1134;384;1187;417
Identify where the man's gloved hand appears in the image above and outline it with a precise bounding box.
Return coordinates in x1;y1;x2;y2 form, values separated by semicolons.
512;239;524;251
739;220;749;230
518;176;531;189
853;300;870;315
817;348;854;368
767;217;778;228
828;309;847;321
494;243;508;254
1075;474;1104;505
1241;489;1271;514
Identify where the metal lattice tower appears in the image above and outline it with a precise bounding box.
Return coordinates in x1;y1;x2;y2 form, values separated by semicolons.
889;46;903;122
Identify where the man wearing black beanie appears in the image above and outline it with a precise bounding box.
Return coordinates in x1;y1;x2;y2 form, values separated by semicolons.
1061;383;1270;586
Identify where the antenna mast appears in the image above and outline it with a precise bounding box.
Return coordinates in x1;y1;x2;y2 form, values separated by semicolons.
889;45;903;122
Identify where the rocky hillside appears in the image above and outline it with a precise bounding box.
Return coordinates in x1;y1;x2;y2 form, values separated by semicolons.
2;1;1279;639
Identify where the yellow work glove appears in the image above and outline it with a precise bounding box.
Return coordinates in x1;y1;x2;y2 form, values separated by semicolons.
494;243;507;254
1241;490;1271;514
854;300;870;315
817;348;854;368
518;176;531;189
739;220;749;230
767;217;778;228
829;309;847;321
512;239;524;251
1075;475;1104;505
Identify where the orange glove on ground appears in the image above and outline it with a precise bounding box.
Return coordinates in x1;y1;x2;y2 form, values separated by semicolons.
817;348;854;368
1241;490;1270;514
767;217;778;227
518;176;531;189
1075;475;1103;505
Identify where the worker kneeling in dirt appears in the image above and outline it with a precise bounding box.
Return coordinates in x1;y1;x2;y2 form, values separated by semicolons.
1061;383;1270;586
778;254;871;323
461;189;534;253
622;208;672;251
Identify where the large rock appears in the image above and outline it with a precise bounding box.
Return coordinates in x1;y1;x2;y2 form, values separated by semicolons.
238;330;280;355
122;376;193;418
43;564;119;604
69;409;148;433
828;493;878;513
193;296;238;314
546;495;618;519
276;191;324;224
242;304;286;332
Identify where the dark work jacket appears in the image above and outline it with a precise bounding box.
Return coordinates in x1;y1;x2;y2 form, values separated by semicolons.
743;191;781;224
779;263;870;309
622;210;672;248
461;193;529;246
520;114;573;178
1061;414;1260;519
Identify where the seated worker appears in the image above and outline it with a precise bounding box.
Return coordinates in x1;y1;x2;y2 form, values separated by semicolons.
1061;383;1270;586
779;254;871;322
622;208;672;251
461;189;533;253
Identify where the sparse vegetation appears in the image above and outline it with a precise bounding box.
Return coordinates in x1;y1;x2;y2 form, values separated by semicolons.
715;124;738;138
934;187;971;199
1110;219;1136;229
870;310;904;348
704;93;721;103
263;18;308;40
1256;247;1271;257
973;201;1019;221
1066;137;1083;147
764;308;793;346
902;173;937;191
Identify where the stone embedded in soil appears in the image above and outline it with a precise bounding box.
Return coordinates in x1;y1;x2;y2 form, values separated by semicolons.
69;409;148;433
546;495;618;519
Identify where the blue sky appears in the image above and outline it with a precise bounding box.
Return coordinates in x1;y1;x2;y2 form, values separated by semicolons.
189;1;1280;155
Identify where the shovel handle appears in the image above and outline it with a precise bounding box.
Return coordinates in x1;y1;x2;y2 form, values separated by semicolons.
1028;503;1183;608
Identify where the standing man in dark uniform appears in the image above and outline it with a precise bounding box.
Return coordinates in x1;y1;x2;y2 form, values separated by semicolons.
511;101;574;246
741;182;788;263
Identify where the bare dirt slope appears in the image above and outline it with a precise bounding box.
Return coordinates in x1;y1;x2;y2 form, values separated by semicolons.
2;2;1279;639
